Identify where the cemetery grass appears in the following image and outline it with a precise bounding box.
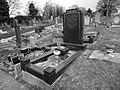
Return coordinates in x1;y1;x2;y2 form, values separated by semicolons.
1;25;120;90
53;26;120;90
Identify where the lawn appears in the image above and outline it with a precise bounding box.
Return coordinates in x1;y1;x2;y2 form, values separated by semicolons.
53;26;120;90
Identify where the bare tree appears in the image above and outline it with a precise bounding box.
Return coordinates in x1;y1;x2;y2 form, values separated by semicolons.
23;1;41;16
96;0;120;17
7;0;22;16
43;1;64;19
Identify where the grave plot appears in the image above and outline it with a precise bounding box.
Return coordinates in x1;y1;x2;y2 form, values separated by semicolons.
20;43;83;90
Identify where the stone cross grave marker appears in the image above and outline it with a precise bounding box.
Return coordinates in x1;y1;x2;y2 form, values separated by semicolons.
63;8;84;44
112;14;120;27
13;19;22;48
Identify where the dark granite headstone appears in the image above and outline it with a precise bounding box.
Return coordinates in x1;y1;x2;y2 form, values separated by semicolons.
63;9;84;45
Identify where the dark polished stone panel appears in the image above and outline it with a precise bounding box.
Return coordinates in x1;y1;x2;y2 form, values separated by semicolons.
63;9;84;45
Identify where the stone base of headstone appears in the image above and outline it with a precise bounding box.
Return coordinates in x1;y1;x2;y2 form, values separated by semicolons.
83;31;99;44
61;43;87;51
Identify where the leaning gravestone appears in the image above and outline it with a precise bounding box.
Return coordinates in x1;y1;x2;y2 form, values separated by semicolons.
63;9;86;50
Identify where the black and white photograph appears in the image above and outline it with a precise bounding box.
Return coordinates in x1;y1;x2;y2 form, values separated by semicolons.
1;0;120;90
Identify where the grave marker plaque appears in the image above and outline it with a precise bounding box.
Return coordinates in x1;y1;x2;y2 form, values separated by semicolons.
63;9;84;44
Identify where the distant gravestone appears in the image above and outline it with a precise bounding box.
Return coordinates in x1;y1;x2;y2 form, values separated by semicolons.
4;22;8;27
63;9;84;44
112;14;120;27
22;20;26;26
32;19;36;25
13;19;22;48
55;17;58;25
51;16;53;20
84;15;91;26
38;19;41;23
95;12;101;24
29;20;33;26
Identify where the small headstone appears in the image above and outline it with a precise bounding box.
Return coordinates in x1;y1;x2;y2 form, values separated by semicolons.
111;14;120;27
84;15;90;26
22;20;26;26
29;35;36;47
95;12;101;24
14;63;22;78
55;17;58;25
51;16;53;20
38;19;41;24
63;8;84;44
13;19;22;48
29;20;33;26
114;16;120;24
4;22;8;27
32;19;35;25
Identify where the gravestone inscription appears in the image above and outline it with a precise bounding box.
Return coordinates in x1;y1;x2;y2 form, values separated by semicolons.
63;9;84;44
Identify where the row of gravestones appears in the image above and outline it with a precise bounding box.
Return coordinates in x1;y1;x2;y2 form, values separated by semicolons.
10;19;42;28
83;12;101;26
84;11;120;27
14;9;102;49
14;8;95;49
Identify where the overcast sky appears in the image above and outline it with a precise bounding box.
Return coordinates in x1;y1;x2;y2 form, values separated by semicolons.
19;0;98;15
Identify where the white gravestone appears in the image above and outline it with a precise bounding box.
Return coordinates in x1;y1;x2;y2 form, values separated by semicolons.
114;16;120;24
95;12;101;23
84;15;90;25
111;15;120;27
55;17;58;25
